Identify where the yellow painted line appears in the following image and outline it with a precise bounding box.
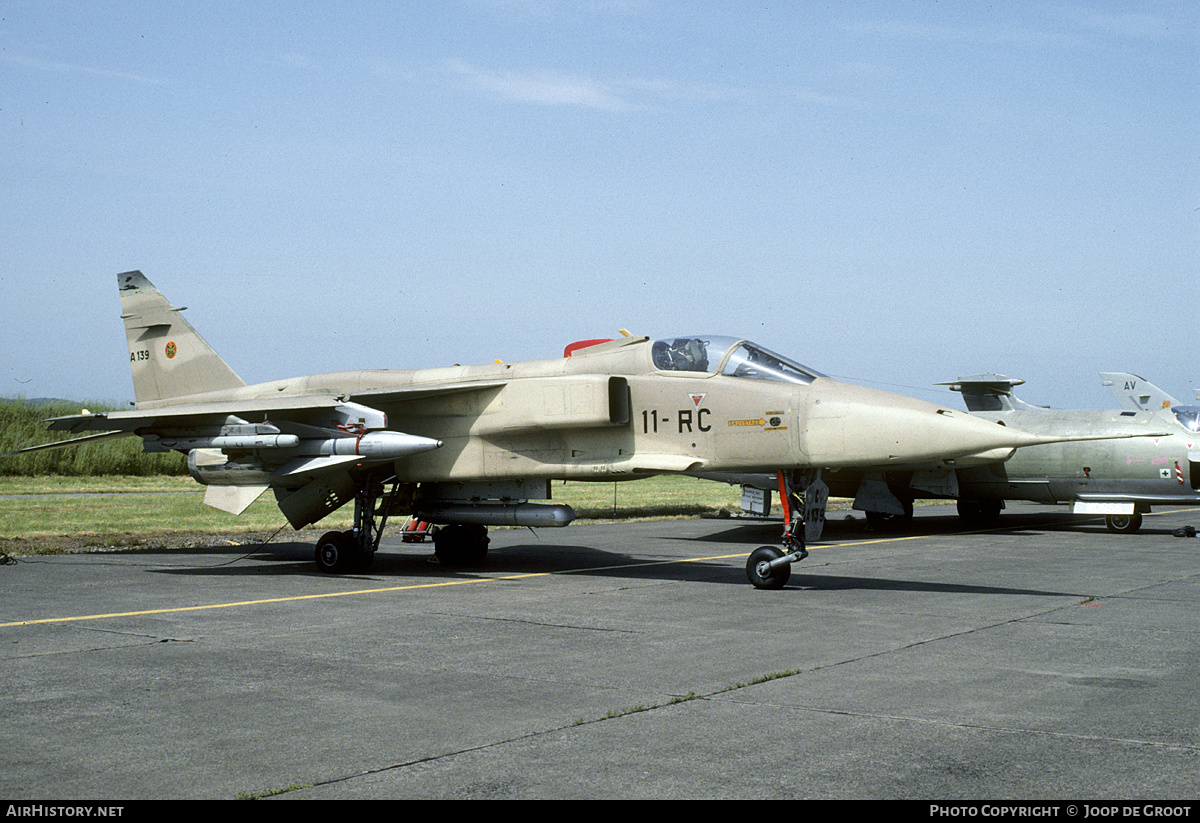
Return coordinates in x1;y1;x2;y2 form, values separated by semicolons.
0;546;808;628
0;573;554;628
0;555;758;628
5;507;1191;629
0;539;903;629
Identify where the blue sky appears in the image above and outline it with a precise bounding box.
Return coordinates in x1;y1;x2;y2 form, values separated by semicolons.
3;1;1196;411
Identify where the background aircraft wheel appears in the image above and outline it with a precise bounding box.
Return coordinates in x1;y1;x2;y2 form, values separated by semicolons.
957;499;1002;526
433;524;490;567
315;530;356;574
746;546;790;590
1105;513;1143;534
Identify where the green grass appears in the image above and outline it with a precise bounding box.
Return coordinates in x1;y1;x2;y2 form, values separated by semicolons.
0;485;321;539
0;475;199;495
557;476;742;521
0;474;746;542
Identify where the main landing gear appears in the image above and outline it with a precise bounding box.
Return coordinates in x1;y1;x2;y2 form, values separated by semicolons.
314;471;401;574
431;523;490;567
313;473;495;574
745;471;810;590
400;516;491;566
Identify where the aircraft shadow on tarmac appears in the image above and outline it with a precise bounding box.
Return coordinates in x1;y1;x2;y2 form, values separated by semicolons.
135;515;1088;597
143;537;741;584
670;507;1162;543
778;573;1077;596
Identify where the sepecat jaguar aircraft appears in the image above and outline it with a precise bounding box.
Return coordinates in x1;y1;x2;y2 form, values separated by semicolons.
8;271;1126;588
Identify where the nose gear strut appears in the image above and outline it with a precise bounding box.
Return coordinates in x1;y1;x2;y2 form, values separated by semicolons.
745;470;811;589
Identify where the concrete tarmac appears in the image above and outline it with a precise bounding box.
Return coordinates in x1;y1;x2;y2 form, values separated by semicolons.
2;502;1199;800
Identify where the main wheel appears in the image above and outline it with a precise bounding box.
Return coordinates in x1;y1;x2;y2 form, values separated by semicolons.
746;546;790;590
865;498;914;531
1105;513;1143;534
957;498;1002;526
433;524;490;567
865;510;910;531
314;530;366;574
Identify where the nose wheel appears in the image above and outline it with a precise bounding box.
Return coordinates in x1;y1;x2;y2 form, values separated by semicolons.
745;470;810;589
746;546;790;589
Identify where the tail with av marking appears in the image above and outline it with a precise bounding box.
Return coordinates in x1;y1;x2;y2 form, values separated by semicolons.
118;270;245;405
1100;372;1179;412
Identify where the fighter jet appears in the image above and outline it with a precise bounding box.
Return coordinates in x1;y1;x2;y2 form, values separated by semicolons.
9;271;1123;588
791;374;1199;535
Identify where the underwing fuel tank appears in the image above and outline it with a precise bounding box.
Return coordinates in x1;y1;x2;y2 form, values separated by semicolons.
416;500;576;528
797;381;1081;468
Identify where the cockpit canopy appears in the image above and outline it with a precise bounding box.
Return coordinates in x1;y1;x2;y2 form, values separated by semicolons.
1171;406;1200;433
651;336;824;386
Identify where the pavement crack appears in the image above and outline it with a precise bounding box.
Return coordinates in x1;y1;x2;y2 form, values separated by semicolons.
705;696;1200;753
79;625;190;641
427;611;640;634
6;634;190;659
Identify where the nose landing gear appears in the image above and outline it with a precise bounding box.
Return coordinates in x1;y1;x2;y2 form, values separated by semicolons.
745;470;811;589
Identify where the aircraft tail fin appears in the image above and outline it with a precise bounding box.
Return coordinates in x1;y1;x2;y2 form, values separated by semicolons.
940;374;1047;412
118;270;245;404
1099;373;1179;412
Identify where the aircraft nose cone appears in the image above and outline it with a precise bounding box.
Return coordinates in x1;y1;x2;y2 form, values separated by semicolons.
800;382;1034;467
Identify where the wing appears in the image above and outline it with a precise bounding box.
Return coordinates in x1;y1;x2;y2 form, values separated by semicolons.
1;430;135;458
44;394;355;433
33;393;446;523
